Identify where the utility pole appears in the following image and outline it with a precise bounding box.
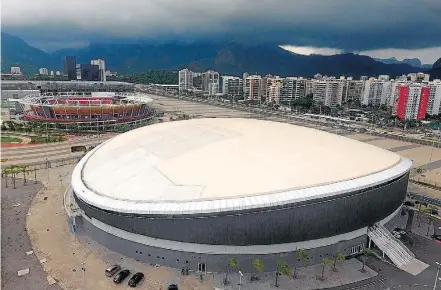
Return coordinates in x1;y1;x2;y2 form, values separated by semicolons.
81;261;87;290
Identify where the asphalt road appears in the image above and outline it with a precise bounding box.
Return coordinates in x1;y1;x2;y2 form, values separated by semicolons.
1;177;62;290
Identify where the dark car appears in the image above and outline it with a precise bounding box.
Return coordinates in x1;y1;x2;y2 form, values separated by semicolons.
113;269;130;284
168;284;178;290
431;234;441;241
403;200;415;207
128;272;144;287
105;264;121;277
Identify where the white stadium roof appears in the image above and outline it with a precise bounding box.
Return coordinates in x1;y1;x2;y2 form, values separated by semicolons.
72;118;412;214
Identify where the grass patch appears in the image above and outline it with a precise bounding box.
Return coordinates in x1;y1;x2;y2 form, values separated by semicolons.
1;136;22;143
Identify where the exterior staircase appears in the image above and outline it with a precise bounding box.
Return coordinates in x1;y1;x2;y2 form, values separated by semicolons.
367;223;415;268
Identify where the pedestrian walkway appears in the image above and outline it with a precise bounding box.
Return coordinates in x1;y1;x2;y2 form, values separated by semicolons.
367;223;428;275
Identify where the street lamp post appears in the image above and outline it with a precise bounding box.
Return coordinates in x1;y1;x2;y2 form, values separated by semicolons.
434;261;440;290
238;270;243;290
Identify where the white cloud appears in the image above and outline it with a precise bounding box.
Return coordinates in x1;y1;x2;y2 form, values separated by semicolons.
280;45;343;56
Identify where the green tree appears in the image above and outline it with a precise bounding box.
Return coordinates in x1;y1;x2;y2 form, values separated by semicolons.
251;258;264;281
293;248;308;278
275;260;291;287
319;258;334;281
360;249;376;273
223;256;239;285
333;250;345;272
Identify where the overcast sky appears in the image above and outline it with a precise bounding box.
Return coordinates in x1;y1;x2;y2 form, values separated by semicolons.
2;0;441;63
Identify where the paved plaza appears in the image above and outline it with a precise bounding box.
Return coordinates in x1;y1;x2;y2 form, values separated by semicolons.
1;177;61;290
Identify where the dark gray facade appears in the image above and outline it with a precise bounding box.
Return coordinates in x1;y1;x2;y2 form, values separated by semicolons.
76;216;369;273
63;56;77;81
74;173;409;246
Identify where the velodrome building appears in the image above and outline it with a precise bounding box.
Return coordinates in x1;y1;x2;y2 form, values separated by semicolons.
68;118;412;272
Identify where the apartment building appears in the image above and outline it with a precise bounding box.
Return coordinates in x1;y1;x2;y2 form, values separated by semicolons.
244;75;262;101
344;80;365;103
362;80;393;107
427;80;441;116
264;75;284;104
393;84;430;120
201;70;220;92
280;77;296;104
178;69;194;91
39;68;49;75
294;78;309;99
222;76;243;97
312;79;344;107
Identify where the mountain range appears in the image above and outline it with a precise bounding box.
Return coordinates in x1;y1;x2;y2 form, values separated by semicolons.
1;32;437;78
374;57;432;69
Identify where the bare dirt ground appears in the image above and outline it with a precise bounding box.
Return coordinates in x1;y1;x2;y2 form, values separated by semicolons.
25;166;214;290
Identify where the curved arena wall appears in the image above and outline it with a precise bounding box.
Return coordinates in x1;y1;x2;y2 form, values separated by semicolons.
73;172;409;246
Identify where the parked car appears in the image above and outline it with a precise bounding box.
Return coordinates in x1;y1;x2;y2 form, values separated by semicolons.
128;272;144;287
113;270;130;284
168;284;179;290
431;234;441;242
431;208;439;215
105;264;121;277
403;200;415;207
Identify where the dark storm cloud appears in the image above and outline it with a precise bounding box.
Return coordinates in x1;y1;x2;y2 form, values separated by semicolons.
2;0;441;51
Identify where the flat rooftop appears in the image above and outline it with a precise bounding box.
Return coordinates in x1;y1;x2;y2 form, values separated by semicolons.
80;118;402;203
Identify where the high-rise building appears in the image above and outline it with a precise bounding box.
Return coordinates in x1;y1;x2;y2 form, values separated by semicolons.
427;81;441;116
244;75;262;101
10;67;21;74
378;75;390;81
344;80;365;103
222;76;243;97
360;76;369;81
39;68;49;75
294;78;308;99
281;77;297;104
312;79;344;107
201;70;219;92
264;75;284;104
178;69;194;91
50;70;54;76
208;83;219;96
393;84;430;120
63;56;77;81
55;71;61;76
80;64;100;81
91;59;106;81
362;80;392;107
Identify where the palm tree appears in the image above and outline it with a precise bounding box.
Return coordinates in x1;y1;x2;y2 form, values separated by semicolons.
360;249;376;273
293;248;308;278
20;165;32;185
251;258;264;281
333;250;345;272
223;256;239;285
319;258;334;281
2;167;11;188
275;260;291;287
425;207;437;236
